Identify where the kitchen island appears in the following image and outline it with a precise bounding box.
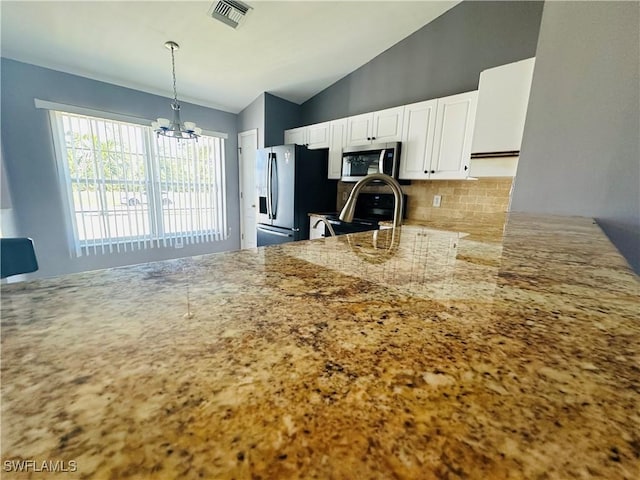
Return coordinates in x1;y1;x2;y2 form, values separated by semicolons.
1;214;638;479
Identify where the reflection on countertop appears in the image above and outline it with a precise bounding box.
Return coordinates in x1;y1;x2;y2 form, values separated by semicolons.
292;225;481;300
380;212;509;242
1;213;639;479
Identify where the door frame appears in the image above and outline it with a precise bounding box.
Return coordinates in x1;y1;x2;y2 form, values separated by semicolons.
238;129;258;249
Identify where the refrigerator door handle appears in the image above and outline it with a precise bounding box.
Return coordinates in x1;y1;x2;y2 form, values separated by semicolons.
271;154;278;220
257;226;292;237
266;153;273;219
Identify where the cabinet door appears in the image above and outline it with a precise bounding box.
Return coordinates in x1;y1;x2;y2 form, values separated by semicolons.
346;113;372;146
372;106;404;143
472;57;535;153
307;122;330;149
328;119;347;179
284;127;308;146
430;91;477;180
309;215;326;240
398;100;437;180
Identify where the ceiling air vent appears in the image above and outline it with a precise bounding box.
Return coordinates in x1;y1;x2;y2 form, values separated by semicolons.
208;0;252;29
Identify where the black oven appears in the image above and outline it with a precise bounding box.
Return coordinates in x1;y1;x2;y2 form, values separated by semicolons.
323;193;407;236
341;142;401;182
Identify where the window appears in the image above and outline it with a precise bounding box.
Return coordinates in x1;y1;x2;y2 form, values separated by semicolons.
50;110;227;256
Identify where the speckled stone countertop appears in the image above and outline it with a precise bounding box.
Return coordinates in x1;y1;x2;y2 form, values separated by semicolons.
1;214;638;479
380;212;510;242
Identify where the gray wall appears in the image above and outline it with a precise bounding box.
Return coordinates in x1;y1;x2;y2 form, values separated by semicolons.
300;0;543;124
0;144;17;237
1;58;240;279
264;93;300;147
511;1;640;271
0;145;11;209
237;92;301;148
237;93;265;148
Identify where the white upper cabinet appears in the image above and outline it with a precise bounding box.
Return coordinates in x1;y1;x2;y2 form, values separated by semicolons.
281;59;532;180
372;106;405;143
284;121;342;177
471;57;535;154
328;119;347;179
430;91;478;180
399;91;477;180
346;113;372;146
284;126;307;146
346;106;404;146
284;122;330;149
398;99;437;180
307;122;330;149
284;85;487;180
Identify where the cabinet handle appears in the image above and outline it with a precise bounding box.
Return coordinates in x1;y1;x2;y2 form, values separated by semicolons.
464;165;468;171
372;137;376;140
366;137;371;141
424;170;428;174
430;170;435;174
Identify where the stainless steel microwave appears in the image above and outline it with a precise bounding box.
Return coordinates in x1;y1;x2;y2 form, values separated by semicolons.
341;142;401;182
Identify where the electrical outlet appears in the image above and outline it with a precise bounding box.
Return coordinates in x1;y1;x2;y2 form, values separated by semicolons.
433;195;442;207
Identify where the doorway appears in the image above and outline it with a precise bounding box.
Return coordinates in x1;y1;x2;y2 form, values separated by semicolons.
238;129;258;249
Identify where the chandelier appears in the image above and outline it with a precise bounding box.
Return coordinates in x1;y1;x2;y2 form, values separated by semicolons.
152;41;201;140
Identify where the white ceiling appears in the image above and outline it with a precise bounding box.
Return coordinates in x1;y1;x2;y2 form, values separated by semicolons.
0;1;459;113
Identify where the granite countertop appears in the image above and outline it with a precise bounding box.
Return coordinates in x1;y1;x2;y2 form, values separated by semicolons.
311;211;509;242
380;213;510;242
1;213;639;479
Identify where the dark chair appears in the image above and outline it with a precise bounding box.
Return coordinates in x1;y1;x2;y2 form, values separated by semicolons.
1;237;39;279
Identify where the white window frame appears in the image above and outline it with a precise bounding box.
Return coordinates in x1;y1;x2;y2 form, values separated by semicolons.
39;100;229;257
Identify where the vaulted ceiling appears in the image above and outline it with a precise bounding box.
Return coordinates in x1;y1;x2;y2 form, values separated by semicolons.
1;1;459;113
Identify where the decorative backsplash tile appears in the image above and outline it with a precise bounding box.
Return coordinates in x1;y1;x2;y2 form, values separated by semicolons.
337;178;514;221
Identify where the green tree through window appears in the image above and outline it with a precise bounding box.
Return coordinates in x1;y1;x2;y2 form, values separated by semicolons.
51;111;227;256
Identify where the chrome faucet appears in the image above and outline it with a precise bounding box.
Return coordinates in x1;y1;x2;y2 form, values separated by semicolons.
339;173;404;227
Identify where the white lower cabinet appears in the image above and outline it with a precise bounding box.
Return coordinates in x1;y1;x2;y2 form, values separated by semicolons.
309;215;326;240
399;91;477;180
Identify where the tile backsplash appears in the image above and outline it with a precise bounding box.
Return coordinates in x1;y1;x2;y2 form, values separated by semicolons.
337;178;514;221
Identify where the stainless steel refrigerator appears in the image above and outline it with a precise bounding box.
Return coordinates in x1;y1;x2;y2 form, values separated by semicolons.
256;144;337;247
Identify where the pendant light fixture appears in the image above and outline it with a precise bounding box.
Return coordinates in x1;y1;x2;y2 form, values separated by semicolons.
152;41;201;140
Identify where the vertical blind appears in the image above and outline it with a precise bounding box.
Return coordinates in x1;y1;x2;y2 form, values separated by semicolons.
50;110;227;256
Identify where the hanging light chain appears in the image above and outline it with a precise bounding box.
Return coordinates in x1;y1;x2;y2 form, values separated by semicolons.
170;43;179;107
153;40;200;140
